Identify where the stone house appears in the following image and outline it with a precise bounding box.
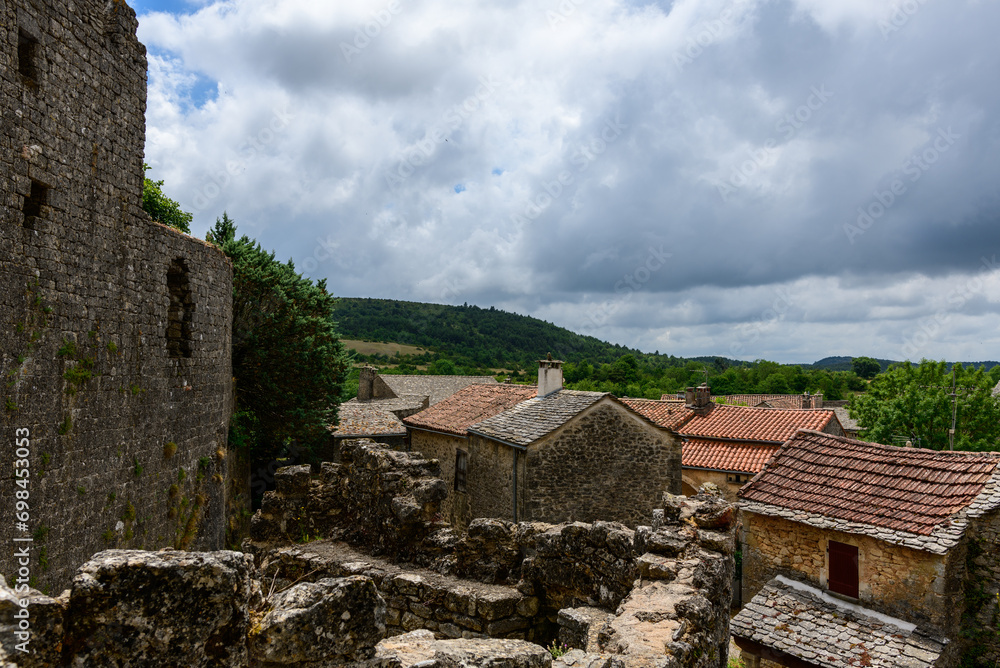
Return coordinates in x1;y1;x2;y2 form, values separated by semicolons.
625;387;844;501
402;383;537;527
324;367;498;458
454;360;682;527
732;429;1000;667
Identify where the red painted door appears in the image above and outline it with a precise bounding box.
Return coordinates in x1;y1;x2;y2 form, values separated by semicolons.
828;540;859;598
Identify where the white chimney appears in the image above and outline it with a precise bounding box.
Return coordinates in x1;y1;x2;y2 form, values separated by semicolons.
538;358;564;397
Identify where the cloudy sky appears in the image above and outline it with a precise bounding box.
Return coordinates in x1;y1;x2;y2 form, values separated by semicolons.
133;0;1000;365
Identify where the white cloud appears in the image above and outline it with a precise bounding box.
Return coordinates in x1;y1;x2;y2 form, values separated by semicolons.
138;0;1000;363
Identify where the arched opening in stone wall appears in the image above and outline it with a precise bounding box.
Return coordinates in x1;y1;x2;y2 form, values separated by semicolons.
166;258;193;358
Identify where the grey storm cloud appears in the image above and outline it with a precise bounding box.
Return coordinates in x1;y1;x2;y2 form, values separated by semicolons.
138;0;1000;363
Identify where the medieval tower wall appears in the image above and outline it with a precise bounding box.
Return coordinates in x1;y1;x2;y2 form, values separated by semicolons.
1;0;233;590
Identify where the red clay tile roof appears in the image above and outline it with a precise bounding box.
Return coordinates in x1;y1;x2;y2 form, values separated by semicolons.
620;398;690;430
683;438;779;474
403;384;537;437
680;404;835;443
739;429;1000;536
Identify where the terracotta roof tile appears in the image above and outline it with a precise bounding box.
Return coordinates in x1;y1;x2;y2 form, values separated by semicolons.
683;438;779;474
403;384;537;437
680;404;835;443
620;398;690;430
739;429;1000;537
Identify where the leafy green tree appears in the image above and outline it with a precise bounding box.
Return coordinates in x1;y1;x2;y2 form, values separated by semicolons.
142;164;192;234
849;360;1000;451
851;356;881;379
207;214;348;463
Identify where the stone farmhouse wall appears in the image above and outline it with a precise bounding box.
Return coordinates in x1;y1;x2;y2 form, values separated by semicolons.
522;401;682;526
467;432;519;522
956;506;1000;665
1;0;233;591
742;511;959;633
409;429;472;527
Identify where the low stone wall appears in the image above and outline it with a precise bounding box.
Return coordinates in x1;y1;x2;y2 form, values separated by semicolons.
249;541;545;643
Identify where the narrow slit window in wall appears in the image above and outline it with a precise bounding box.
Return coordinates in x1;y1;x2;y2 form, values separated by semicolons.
22;180;48;228
166;259;193;358
18;30;39;84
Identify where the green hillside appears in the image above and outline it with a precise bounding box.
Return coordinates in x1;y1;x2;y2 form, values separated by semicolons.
332;298;664;368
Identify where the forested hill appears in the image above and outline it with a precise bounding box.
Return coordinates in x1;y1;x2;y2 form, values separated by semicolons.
331;298;680;368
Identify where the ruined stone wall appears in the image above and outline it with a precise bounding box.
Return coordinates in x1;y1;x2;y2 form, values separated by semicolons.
410;430;471;527
467;433;516;523
524;401;681;527
742;511;956;632
683;469;742;502
955;506;1000;665
249;442;739;667
1;0;232;591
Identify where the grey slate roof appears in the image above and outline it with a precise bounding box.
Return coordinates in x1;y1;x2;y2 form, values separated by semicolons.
732;577;947;667
832;406;859;432
468;390;608;447
379;375;498;405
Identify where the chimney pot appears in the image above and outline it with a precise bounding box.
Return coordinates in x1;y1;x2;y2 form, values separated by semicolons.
538;359;564;397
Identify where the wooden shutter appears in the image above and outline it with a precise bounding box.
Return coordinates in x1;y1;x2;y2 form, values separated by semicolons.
828;540;859;598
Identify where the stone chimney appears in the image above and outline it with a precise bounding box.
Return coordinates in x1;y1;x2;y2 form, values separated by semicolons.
538;359;564;397
813;392;823;409
358;366;376;402
802;391;810;409
686;385;713;416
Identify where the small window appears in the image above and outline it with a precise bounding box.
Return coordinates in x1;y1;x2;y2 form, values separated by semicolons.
454;450;468;492
18;30;39;84
828;540;859;598
22;180;48;227
166;259;193;358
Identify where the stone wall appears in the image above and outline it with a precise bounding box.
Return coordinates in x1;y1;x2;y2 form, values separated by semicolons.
1;0;233;591
248;441;739;667
683;469;743;502
742;511;957;632
468;433;517;523
410;430;471;527
523;402;682;526
957;506;1000;665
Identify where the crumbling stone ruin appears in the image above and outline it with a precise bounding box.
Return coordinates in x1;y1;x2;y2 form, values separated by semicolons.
0;439;736;666
245;438;739;667
2;0;234;590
